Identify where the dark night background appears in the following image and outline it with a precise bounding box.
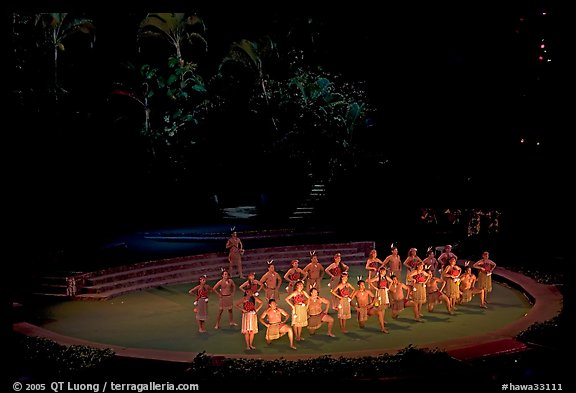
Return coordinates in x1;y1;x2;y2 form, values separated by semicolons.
6;1;570;383
3;1;574;383
9;2;568;255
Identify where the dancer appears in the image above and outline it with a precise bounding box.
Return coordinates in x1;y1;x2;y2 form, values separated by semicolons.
352;279;376;330
438;244;458;273
425;268;451;314
226;229;244;278
284;259;307;293
330;272;355;333
388;275;413;319
460;266;488;308
307;287;335;337
408;262;430;322
260;299;296;349
66;277;77;297
260;260;283;302
365;249;383;284
285;281;310;341
423;247;439;277
239;272;263;296
383;245;402;279
473;251;497;303
188;275;212;333
235;289;263;350
303;251;325;291
442;256;462;311
213;269;237;329
404;247;423;285
368;266;391;333
326;253;349;310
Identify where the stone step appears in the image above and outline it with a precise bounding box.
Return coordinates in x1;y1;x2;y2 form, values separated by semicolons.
83;242;371;278
76;257;369;300
84;248;365;285
33;293;70;298
83;253;367;291
38;284;69;294
56;241;375;299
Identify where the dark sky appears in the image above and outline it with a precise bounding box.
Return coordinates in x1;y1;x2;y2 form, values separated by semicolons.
8;3;566;248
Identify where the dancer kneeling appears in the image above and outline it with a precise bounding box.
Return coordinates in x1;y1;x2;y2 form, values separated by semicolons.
459;267;487;308
260;299;296;349
388;275;413;319
307;287;336;337
425;268;452;314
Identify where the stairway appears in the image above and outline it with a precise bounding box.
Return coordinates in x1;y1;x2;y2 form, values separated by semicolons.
33;271;85;298
45;240;374;300
288;180;326;221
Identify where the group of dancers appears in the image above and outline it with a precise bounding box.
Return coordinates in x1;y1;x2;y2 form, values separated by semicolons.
188;245;497;350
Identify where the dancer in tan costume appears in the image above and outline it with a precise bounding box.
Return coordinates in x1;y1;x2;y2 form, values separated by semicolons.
260;299;296;349
303;251;325;291
307;287;335;337
226;230;244;278
473;251;497;303
213;269;237;329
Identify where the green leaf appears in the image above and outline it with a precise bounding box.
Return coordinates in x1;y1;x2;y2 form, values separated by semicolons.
167;73;178;86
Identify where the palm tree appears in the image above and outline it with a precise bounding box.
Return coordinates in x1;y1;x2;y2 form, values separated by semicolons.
138;13;207;66
218;37;279;131
34;13;95;98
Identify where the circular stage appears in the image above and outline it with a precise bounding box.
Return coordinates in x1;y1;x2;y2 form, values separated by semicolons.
16;265;562;361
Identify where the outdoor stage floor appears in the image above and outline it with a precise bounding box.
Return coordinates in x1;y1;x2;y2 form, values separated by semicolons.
18;266;549;360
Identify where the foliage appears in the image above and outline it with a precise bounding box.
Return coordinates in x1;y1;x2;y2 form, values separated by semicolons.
502;265;564;286
14;336;115;376
262;68;372;182
33;13;95;95
141;57;207;139
186;345;463;381
420;208;501;237
138;13;207;64
516;315;566;349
